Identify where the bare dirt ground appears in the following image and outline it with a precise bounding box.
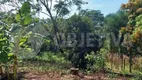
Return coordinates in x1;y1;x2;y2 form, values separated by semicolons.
20;71;129;80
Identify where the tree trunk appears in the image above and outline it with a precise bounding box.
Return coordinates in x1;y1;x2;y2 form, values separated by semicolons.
5;65;10;80
129;52;132;73
0;65;3;77
13;55;18;80
111;52;113;70
124;58;125;71
121;54;123;71
43;2;64;54
13;42;19;80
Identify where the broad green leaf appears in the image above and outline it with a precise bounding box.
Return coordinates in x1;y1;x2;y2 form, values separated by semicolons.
0;38;7;42
26;48;32;51
15;14;21;22
46;40;51;43
23;15;32;25
19;37;28;46
21;2;31;15
8;53;14;57
34;18;39;22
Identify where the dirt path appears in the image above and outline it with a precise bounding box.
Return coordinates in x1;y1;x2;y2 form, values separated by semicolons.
20;71;128;80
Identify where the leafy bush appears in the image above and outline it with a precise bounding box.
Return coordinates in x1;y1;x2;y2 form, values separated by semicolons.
133;57;142;71
107;73;118;79
36;52;70;64
131;76;142;80
85;52;105;72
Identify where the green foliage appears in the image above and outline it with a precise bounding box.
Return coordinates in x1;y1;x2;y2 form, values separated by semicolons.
120;0;142;73
20;2;31;15
85;52;105;72
15;1;32;26
23;15;32;25
104;10;128;36
53;0;86;16
104;10;129;64
0;26;10;63
66;14;103;69
107;73;118;79
67;14;94;33
36;52;70;64
54;1;70;16
79;9;104;27
15;14;21;22
136;15;142;26
131;75;142;80
0;1;34;79
2;0;142;79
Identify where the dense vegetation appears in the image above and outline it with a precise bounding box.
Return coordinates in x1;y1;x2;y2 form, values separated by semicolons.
0;0;142;80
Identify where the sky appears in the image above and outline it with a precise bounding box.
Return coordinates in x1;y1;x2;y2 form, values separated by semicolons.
39;0;129;18
81;0;128;16
0;0;128;18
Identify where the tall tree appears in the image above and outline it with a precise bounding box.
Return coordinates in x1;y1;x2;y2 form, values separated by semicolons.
36;0;86;53
0;0;86;53
66;14;103;69
104;10;128;70
79;9;104;34
0;2;35;79
120;0;142;73
79;9;104;27
105;10;128;37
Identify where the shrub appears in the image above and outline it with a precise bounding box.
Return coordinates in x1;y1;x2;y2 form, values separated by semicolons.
85;52;105;72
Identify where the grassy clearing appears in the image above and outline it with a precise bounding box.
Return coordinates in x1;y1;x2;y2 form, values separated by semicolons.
17;52;141;80
105;54;142;80
18;52;71;74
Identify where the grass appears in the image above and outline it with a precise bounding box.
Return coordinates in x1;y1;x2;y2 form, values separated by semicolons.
17;52;142;80
105;54;142;80
18;52;71;73
106;61;142;74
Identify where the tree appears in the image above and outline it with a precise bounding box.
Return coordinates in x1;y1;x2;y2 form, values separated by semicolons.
120;0;142;73
79;9;104;34
66;14;103;69
0;2;35;79
79;9;104;27
105;10;128;37
104;10;128;70
0;0;86;53
0;14;12;79
36;0;86;53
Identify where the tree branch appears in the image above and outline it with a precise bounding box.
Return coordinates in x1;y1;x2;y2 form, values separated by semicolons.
55;0;67;19
40;0;64;53
49;0;52;11
41;11;50;17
